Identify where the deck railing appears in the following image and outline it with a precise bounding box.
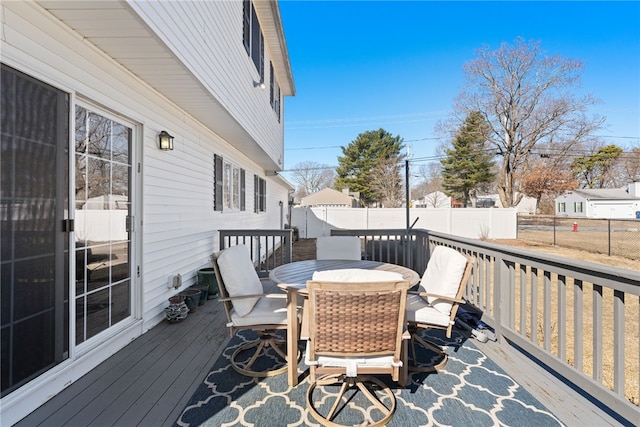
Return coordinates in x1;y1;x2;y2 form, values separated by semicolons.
331;228;428;273
218;229;292;277
218;227;639;424
338;228;639;425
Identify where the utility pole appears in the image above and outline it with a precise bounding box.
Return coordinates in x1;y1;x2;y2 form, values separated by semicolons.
405;159;410;234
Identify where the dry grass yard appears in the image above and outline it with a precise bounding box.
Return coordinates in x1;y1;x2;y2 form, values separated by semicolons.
517;216;640;261
491;236;639;407
492;236;639;271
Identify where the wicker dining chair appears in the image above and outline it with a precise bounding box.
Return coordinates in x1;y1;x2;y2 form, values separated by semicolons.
304;278;409;427
211;244;298;377
405;245;474;372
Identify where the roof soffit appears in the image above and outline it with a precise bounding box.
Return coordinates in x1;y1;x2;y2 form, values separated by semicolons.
36;0;284;171
252;0;295;96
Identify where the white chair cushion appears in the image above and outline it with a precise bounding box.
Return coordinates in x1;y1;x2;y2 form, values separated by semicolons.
418;246;468;315
312;268;403;282
304;343;399;377
217;244;263;316
316;236;361;260
228;296;288;327
405;293;452;327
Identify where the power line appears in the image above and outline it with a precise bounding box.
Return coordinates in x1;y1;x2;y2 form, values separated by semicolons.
285;134;639;152
285;145;343;151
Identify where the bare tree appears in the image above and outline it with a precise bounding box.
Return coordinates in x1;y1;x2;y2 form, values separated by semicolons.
370;156;404;207
422;190;450;208
453;37;605;207
418;163;443;191
289;161;335;196
619;146;640;184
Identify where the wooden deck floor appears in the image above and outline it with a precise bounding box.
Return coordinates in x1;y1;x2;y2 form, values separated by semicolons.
16;299;629;427
15;300;230;427
14;278;631;426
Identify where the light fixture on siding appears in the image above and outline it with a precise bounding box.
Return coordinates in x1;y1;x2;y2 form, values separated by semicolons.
253;79;266;90
158;130;174;151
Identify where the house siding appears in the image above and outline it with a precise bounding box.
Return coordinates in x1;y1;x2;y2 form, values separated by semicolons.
1;1;292;423
556;190;640;219
128;0;285;168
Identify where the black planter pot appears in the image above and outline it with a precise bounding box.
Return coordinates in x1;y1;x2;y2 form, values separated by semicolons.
191;284;208;306
197;268;219;299
180;289;201;313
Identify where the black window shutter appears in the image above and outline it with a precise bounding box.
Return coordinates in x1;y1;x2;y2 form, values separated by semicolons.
240;169;246;211
214;154;223;211
260;178;266;212
242;1;250;55
269;62;274;107
259;32;264;82
253;174;259;213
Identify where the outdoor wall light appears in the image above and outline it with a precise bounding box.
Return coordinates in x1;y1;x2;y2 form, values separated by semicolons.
158;130;174;151
253;79;266;90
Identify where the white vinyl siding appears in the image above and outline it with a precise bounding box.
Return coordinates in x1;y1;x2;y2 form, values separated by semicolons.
128;1;284;170
0;2;292;422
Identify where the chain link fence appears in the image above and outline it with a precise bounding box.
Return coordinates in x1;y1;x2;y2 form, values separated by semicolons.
518;215;640;260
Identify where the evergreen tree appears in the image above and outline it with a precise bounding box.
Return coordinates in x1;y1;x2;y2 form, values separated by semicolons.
440;111;495;207
571;144;623;188
335;129;405;206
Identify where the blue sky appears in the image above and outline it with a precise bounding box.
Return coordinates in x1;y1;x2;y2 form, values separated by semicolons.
278;1;640;182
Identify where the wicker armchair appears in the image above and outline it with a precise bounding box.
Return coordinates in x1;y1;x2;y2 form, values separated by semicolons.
406;245;474;372
304;275;409;427
211;244;298;378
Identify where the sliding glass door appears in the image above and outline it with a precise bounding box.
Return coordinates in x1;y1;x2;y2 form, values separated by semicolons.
1;64;70;397
1;65;136;397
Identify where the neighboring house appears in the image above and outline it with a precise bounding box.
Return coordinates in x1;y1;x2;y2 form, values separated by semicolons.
1;1;294;424
555;183;640;219
301;188;361;208
413;191;451;208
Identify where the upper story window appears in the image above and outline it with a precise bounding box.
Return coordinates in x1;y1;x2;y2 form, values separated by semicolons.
243;1;264;82
269;62;281;122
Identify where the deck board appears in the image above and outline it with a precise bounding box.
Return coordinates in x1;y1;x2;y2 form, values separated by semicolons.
477;337;628;426
15;300;230;427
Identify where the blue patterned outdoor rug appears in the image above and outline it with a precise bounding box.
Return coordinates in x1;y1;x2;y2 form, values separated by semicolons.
175;329;562;426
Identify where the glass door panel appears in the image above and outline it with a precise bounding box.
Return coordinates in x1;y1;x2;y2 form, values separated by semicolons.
74;105;132;345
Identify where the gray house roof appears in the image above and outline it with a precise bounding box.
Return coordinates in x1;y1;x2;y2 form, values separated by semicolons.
301;188;361;207
569;189;640;200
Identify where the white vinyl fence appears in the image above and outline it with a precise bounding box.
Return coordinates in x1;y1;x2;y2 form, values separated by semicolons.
290;206;518;240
